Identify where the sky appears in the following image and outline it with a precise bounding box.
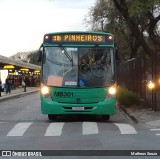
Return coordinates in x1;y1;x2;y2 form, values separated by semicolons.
0;0;95;57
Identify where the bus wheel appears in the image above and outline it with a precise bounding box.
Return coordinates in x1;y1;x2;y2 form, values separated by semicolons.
48;114;57;121
102;115;110;121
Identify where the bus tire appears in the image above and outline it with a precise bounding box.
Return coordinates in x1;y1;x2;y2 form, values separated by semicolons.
102;115;110;121
48;114;57;121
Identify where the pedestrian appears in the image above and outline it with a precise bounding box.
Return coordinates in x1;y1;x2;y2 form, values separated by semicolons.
0;79;2;97
22;78;26;92
5;76;11;94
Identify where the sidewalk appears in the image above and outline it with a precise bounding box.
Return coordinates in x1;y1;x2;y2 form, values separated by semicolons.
0;87;40;102
119;104;160;127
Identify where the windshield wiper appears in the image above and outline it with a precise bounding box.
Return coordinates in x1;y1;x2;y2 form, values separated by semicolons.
59;45;73;62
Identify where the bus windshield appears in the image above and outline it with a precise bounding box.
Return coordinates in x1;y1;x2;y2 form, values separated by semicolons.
42;46;115;88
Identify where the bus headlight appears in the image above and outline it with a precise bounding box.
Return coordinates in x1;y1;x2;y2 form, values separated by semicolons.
41;86;51;99
107;86;116;98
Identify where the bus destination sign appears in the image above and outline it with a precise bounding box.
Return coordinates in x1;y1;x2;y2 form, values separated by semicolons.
52;34;105;43
44;33;113;44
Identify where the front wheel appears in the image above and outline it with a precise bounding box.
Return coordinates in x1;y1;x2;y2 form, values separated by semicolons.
101;115;110;121
48;114;57;121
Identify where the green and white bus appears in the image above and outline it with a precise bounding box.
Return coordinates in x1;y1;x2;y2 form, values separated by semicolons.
38;31;116;121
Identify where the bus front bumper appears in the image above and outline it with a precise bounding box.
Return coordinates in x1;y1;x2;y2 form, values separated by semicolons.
41;97;116;115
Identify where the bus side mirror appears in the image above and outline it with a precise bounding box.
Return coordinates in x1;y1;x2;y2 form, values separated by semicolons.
37;50;42;62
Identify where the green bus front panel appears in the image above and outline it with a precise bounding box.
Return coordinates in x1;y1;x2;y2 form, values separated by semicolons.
41;87;116;115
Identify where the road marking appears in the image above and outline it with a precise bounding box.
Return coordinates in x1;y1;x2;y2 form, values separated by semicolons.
150;129;160;131
82;122;98;135
0;122;7;124
7;122;32;136
45;122;64;136
150;129;160;136
114;123;137;134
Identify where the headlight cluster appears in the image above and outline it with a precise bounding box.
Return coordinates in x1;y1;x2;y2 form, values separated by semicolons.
107;86;116;98
108;87;116;95
41;86;51;99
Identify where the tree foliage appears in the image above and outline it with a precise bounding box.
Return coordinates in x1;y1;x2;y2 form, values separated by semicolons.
85;0;160;59
113;0;160;56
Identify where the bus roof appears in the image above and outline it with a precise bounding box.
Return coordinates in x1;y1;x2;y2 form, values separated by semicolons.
44;31;113;36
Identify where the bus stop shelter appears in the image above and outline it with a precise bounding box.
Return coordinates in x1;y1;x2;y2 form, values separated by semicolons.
0;54;41;85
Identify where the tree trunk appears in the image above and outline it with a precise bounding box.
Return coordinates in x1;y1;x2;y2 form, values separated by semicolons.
113;0;154;57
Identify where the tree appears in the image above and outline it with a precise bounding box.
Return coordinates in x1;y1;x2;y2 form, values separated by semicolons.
113;0;160;57
84;0;141;59
85;0;160;59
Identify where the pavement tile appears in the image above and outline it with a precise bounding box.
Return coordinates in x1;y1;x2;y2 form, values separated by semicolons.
0;87;40;102
119;104;160;126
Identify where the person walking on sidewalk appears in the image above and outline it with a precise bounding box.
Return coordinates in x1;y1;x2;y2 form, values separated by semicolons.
22;78;26;92
5;76;11;94
0;79;2;97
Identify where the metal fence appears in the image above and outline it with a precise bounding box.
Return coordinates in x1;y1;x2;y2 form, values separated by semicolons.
117;54;160;111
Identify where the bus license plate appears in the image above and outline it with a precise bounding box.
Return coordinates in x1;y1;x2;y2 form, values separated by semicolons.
72;107;84;111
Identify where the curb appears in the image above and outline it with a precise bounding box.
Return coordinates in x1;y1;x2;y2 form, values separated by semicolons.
0;90;39;103
118;105;138;124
